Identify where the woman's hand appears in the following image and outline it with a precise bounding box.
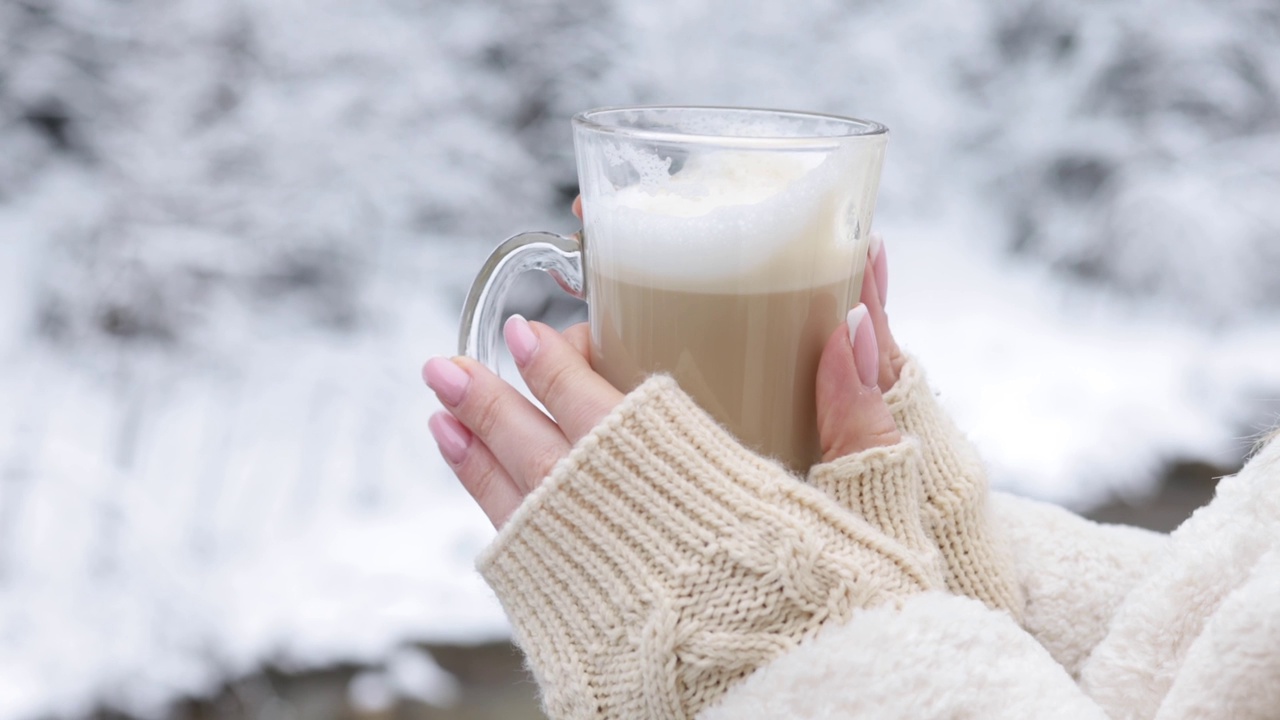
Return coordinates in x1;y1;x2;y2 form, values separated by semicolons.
427;198;907;528
424;319;622;528
815;231;905;461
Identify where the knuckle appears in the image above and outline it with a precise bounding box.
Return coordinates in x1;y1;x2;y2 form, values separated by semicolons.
459;458;497;502
563;323;592;356
865;424;902;450
467;390;505;439
535;356;579;407
526;443;566;483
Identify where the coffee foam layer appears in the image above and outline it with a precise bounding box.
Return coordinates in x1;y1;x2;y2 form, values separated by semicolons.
586;148;864;292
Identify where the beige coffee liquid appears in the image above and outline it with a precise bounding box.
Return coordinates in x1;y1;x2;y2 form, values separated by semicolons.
582;148;874;472
591;275;857;472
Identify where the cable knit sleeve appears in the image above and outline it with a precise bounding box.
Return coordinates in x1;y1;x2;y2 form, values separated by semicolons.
881;356;1025;619
477;376;944;720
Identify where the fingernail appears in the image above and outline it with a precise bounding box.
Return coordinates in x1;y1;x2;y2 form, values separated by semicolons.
871;232;888;307
429;412;471;464
422;357;470;406
847;304;880;389
504;315;539;367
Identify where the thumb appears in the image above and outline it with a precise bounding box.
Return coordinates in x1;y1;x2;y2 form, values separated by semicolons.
816;304;902;462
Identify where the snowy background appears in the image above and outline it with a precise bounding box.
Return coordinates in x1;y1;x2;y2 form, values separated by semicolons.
1;0;1279;717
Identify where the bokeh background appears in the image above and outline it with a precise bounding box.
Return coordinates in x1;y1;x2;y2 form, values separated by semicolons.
2;0;1279;717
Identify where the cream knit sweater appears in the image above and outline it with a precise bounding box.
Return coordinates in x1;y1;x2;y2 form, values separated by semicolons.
478;375;943;717
478;357;1280;719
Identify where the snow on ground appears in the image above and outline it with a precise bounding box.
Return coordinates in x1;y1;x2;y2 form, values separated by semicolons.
1;0;1279;717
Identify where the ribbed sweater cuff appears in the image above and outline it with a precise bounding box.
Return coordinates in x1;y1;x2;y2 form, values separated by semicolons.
478;375;938;719
808;439;938;561
881;355;938;442
882;358;981;500
880;356;1027;621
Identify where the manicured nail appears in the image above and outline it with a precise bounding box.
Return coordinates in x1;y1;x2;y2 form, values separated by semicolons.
504;315;539;367
422;357;470;406
428;412;471;464
847;304;880;389
871;232;888;307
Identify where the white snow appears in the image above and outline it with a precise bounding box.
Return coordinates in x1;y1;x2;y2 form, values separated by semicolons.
1;0;1278;717
0;219;507;718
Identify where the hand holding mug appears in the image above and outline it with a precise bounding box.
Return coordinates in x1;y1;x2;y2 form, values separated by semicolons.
425;239;905;528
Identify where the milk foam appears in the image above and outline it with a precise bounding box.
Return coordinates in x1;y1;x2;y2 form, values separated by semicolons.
586;147;867;292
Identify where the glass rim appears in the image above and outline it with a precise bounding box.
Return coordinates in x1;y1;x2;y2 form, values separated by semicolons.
572;105;889;149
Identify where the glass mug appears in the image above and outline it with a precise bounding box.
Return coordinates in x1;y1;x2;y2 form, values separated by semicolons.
460;106;887;472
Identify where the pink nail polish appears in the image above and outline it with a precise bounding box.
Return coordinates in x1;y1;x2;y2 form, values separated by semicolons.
504;315;539;366
871;233;888;307
846;304;880;389
423;357;470;406
429;412;471;464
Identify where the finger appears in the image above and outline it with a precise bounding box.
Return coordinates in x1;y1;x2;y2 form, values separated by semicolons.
815;303;901;462
860;237;906;392
423;356;570;493
572;195;583;219
504;315;624;443
429;411;523;529
562;322;591;360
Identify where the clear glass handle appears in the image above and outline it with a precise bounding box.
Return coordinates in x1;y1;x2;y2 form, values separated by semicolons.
458;231;584;369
